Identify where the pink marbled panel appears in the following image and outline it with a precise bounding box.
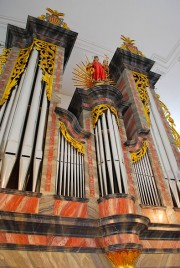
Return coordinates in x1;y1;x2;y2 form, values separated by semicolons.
141;207;169;224
0;193;39;213
54;200;87;218
0;233;98;248
141;239;180;249
99;198;136;218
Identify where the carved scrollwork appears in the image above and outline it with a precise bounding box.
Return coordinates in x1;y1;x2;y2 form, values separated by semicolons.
130;140;148;163
59;121;85;154
132;71;150;127
34;38;57;101
0;48;11;75
156;94;180;150
92;104;120;128
0;45;32;106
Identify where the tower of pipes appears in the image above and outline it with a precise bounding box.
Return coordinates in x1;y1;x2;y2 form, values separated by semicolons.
0;10;180;268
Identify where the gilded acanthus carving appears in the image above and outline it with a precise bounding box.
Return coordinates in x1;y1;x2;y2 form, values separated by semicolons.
59;121;85;154
156;94;180;150
0;45;32;106
34;38;57;101
0;48;11;75
92;104;120;128
130;140;148;163
132;71;150;127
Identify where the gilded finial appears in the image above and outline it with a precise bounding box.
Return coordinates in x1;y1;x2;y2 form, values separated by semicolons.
120;35;144;57
38;8;70;29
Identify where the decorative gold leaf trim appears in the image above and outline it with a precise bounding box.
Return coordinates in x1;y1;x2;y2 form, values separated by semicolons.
120;35;144;57
156;94;180;150
132;71;150;126
130;140;148;163
38;8;70;29
0;48;11;75
105;249;141;268
92;104;120;128
34;38;57;101
0;45;33;106
59;121;85;154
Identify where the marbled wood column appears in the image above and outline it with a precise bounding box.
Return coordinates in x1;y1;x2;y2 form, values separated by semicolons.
83;110;99;219
0;47;20;99
39;47;64;215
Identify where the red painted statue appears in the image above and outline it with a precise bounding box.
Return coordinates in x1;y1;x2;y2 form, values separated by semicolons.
87;56;106;81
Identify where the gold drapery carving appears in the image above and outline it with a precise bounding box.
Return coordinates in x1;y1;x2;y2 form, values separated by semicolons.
0;48;11;75
130;140;148;163
105;249;141;268
34;38;57;101
92;104;120;128
132;71;150;127
156;94;180;150
0;45;32;106
59;121;85;154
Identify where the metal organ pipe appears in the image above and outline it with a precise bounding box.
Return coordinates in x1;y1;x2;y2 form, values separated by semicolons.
111;113;128;193
56;133;85;198
95;126;104;196
102;113;114;194
1;48;39;188
19;68;43;190
32;89;48;192
97;119;108;195
107;109;122;193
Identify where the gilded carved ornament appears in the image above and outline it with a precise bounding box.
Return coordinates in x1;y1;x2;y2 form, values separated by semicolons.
156;94;180;150
34;38;57;101
120;35;144;57
0;39;57;106
105;249;141;268
0;45;33;106
132;71;150;127
59;121;85;154
92;104;120;128
130;140;148;164
0;48;11;75
38;8;70;29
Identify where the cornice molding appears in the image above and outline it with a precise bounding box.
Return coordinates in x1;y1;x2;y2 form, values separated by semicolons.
151;40;180;75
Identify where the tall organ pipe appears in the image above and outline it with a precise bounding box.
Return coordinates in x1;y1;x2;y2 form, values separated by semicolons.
107;109;122;193
95;126;104;196
111;113;128;193
1;48;39;188
97;119;108;195
19;68;43;190
0;72;26;154
102;112;114;194
33;89;48;192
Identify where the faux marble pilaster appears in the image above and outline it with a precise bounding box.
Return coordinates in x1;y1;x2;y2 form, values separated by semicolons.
83;110;100;219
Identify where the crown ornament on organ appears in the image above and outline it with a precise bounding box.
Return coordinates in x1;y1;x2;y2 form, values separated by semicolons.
38;8;70;29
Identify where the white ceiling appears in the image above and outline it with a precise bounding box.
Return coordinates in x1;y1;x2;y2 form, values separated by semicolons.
0;0;180;131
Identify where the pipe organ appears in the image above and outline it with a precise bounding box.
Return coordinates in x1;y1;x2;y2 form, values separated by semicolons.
0;11;179;268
